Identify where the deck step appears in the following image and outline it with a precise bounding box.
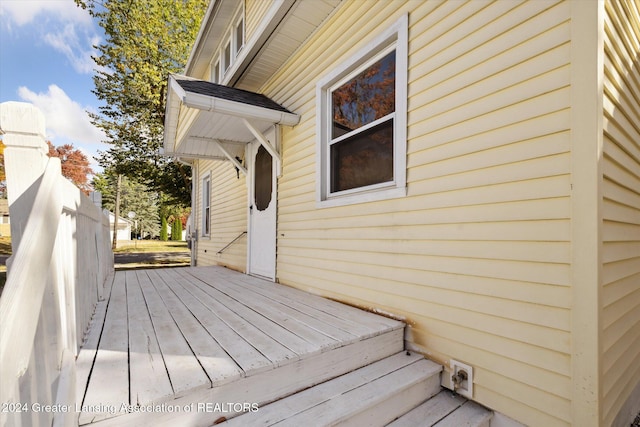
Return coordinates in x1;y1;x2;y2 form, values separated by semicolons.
222;352;442;426
388;390;493;427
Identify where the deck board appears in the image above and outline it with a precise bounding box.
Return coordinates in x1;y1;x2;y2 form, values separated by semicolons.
205;267;400;336
80;273;129;424
136;269;211;396
145;269;244;387
126;270;173;407
160;268;273;375
76;266;405;425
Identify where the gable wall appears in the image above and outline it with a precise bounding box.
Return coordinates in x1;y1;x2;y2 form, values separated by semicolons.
262;0;573;425
602;1;640;425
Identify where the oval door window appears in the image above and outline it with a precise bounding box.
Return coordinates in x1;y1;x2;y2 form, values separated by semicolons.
254;145;272;211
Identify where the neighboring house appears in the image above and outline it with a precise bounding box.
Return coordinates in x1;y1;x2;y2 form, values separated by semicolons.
0;199;9;237
104;210;131;242
163;1;640;426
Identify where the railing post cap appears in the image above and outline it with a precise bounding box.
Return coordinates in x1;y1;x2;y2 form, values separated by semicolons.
0;101;46;139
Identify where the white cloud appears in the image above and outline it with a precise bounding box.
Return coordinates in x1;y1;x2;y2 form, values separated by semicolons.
0;0;91;27
18;84;106;146
1;0;100;74
44;23;98;74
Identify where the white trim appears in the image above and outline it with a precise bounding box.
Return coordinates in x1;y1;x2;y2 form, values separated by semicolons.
212;139;248;175
209;3;247;84
172;76;299;126
315;14;408;208
242;119;282;176
211;60;220;83
201;172;211;238
233;9;245;57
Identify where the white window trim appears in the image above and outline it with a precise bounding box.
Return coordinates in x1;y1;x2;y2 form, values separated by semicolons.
316;14;408;208
223;36;232;72
233;13;245;57
202;172;211;238
211;59;220;83
209;4;245;84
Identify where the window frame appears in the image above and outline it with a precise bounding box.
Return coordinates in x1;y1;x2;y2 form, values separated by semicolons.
209;4;245;84
234;13;245;56
202;173;211;238
211;60;220;83
316;14;408;208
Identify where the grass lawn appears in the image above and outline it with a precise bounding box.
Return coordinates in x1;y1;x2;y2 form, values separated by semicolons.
114;240;189;253
0;238;190;296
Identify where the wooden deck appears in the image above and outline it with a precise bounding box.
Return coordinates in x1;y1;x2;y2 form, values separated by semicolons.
75;266;404;426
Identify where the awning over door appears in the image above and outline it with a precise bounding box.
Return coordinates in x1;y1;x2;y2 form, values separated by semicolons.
163;74;299;173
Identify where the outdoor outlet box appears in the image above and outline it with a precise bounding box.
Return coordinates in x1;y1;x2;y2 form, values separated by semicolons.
450;359;473;399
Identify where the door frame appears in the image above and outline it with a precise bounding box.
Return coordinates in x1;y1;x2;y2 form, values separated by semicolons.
246;125;279;280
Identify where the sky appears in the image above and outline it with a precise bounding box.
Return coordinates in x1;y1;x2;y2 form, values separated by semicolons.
0;0;107;173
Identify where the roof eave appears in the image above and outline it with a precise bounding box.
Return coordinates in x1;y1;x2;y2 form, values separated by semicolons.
180;90;299;127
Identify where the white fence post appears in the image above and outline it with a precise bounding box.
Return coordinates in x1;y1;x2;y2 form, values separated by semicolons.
0;102;49;260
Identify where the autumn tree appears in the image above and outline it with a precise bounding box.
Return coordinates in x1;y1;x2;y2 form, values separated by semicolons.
76;0;207;207
47;141;94;194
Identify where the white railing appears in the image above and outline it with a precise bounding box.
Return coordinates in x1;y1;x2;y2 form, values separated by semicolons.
0;102;113;427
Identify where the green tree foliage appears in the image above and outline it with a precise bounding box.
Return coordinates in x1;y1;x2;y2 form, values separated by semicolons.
94;172;160;238
176;218;183;241
170;217;184;241
171;219;179;241
160;216;168;241
76;0;207;206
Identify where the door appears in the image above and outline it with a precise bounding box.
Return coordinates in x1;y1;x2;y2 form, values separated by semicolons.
248;128;277;280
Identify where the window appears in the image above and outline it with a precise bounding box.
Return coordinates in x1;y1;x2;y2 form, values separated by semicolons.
212;61;220;83
316;15;407;207
234;15;244;56
223;39;232;72
210;6;245;84
202;175;211;236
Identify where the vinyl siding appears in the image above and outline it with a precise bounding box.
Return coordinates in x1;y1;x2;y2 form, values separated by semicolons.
245;0;271;42
265;0;572;425
602;1;640;425
195;159;247;271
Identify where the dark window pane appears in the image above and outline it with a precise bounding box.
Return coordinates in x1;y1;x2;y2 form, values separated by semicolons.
254;145;272;211
235;18;244;54
224;42;231;70
331;119;393;192
331;50;395;139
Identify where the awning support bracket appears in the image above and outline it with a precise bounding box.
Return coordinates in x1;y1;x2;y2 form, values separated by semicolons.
213;139;247;176
242;118;282;176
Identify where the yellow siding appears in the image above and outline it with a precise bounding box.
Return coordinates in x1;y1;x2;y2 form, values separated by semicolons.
266;0;573;425
195;159;247;271
602;1;640;425
245;0;270;42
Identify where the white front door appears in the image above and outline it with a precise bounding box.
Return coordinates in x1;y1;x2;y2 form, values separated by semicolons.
248;128;277;280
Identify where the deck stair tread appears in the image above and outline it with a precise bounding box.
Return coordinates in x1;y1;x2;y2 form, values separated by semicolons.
222;352;442;426
388;390;493;427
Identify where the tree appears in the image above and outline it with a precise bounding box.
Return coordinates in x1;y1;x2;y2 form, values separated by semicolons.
47;141;94;194
76;0;207;206
93;172;160;239
170;217;183;241
160;216;168;241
